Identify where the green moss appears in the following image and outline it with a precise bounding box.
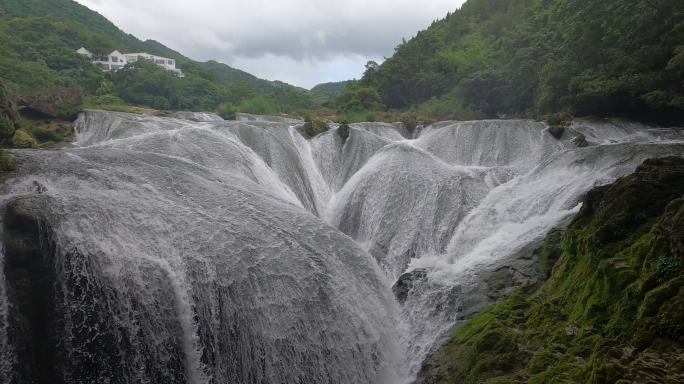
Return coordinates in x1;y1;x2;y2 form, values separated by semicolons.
0;114;16;142
424;157;684;384
299;117;329;139
18;117;73;146
11;129;37;149
0;149;17;172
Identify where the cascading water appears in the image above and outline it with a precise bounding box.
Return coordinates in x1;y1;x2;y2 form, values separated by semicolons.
0;110;682;383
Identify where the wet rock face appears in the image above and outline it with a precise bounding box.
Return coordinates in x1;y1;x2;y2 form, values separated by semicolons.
3;196;58;384
547;125;565;140
393;269;427;304
2;198;194;384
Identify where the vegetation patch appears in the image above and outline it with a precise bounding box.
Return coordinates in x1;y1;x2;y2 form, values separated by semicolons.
0;149;17;172
299;116;329;139
11;129;37;149
217;103;238;120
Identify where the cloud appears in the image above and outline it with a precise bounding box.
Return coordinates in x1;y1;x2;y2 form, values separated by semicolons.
76;0;465;88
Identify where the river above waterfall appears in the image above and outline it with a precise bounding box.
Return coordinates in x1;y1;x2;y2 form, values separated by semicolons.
1;110;683;383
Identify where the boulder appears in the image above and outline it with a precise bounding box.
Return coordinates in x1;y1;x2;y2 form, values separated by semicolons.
547;125;565;140
11;129;38;149
392;268;428;303
18;87;84;120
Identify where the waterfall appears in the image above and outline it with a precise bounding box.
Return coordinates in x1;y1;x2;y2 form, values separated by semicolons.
0;110;682;383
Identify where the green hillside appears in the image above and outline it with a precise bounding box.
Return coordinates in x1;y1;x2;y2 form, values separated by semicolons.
310;81;352;105
0;0;315;113
358;0;684;124
0;0;184;59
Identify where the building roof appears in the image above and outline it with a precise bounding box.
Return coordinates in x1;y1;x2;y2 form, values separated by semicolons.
126;53;173;61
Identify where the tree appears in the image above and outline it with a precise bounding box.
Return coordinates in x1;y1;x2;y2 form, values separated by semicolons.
336;83;383;113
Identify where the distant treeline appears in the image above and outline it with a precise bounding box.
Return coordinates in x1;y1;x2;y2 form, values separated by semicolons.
340;0;684;124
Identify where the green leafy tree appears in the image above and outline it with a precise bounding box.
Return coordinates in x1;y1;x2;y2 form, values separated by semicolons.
336;83;383;113
96;80;114;96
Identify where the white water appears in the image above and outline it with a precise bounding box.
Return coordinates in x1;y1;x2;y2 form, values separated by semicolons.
0;110;683;383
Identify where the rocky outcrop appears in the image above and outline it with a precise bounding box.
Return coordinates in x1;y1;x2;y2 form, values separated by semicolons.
547;125;565;139
393;269;427;304
419;157;684;384
337;123;350;144
0;79;21;128
3;195;59;384
18;87;83;120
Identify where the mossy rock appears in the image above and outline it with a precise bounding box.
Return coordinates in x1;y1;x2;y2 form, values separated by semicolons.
12;129;37;149
337;123;350;143
0;149;16;172
572;133;589;147
422;157;684;384
299;118;329;139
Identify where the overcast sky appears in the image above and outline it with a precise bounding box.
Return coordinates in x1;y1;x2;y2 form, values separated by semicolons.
74;0;465;89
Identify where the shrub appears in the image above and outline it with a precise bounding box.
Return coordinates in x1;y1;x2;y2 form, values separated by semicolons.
95;80;114;96
239;95;276;115
0;149;16;172
0;114;16;142
300;118;329;139
217;103;238;120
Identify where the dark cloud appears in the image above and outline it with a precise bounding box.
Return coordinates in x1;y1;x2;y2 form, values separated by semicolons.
77;0;464;88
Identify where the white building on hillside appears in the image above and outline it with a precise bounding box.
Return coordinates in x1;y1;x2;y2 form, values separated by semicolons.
76;47;184;77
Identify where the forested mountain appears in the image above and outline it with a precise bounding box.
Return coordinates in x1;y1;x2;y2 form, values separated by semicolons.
310;81;352;105
0;0;315;112
360;0;684;123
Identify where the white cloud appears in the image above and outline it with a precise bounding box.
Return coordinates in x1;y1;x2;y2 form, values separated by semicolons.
75;0;465;88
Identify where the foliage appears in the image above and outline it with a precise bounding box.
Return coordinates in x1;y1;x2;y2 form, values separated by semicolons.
0;149;16;172
11;129;37;148
424;157;684;383
95;80;114;96
300;116;329;139
216;103;238;120
336;82;382;114
358;0;684;123
0;114;15;142
84;95;131;111
238;95;277;115
22;116;73;146
310;81;352;106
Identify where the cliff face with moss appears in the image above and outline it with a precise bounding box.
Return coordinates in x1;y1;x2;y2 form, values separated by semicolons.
421;157;684;384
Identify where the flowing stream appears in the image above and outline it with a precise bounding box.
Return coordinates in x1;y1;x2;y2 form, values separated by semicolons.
0;111;682;383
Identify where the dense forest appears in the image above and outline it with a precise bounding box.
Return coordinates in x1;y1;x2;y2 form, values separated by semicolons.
0;0;319;114
343;0;684;124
